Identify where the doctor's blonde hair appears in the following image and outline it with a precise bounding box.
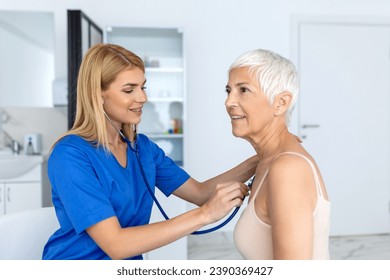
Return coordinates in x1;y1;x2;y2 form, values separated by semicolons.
54;43;145;150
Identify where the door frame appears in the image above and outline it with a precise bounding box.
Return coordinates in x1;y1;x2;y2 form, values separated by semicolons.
67;10;103;129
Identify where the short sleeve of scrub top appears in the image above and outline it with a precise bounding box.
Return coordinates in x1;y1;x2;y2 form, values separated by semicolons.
43;134;190;260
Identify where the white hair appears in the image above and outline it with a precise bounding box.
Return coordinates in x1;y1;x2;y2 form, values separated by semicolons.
229;49;299;122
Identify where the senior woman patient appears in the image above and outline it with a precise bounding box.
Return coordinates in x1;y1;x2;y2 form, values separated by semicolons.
227;49;331;260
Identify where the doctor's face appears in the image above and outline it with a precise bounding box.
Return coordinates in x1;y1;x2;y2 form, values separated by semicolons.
225;67;274;141
101;67;147;126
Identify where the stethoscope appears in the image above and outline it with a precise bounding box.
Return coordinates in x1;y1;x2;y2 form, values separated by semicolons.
104;112;253;235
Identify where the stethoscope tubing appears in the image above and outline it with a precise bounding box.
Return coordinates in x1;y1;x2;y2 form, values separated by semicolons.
103;111;247;235
127;136;244;235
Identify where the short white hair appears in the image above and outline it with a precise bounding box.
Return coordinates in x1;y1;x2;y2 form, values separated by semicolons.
229;49;299;122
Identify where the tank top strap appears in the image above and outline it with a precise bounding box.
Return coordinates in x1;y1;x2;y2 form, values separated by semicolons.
252;169;269;198
273;152;324;198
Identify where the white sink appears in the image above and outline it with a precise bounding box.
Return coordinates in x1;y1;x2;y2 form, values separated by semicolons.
0;153;44;180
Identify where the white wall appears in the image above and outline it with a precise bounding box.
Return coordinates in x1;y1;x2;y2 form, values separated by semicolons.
1;0;390;230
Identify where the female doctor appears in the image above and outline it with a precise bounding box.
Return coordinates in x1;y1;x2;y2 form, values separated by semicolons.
43;43;258;260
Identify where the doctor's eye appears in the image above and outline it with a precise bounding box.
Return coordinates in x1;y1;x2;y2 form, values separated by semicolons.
225;88;231;94
141;86;147;91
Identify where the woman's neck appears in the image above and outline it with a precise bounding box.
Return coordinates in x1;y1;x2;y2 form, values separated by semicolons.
105;120;124;149
249;125;293;160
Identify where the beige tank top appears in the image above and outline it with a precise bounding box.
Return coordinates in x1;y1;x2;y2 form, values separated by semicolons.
234;152;330;260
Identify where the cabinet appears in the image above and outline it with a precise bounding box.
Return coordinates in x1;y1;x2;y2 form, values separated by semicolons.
106;27;185;167
0;182;41;215
0;164;43;216
106;26;187;259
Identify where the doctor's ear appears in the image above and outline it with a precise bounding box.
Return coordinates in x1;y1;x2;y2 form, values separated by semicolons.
273;91;292;116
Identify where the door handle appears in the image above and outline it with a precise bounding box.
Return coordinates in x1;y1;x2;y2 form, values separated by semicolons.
301;124;320;139
302;124;320;129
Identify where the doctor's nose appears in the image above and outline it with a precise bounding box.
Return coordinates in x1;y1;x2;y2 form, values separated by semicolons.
137;89;148;103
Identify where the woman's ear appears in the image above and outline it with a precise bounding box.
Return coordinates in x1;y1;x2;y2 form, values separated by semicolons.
273;91;292;116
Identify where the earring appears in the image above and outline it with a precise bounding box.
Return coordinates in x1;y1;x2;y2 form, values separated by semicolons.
101;98;104;105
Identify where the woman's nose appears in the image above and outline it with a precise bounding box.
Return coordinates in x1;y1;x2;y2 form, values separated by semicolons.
137;89;148;103
225;92;237;108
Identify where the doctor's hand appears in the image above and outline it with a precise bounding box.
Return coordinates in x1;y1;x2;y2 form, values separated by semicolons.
200;182;249;224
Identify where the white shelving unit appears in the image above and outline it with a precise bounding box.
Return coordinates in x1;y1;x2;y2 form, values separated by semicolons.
105;26;187;260
105;27;185;167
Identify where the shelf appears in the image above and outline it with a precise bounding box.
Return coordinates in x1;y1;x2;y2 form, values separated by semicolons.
147;133;183;139
145;67;183;73
148;97;183;103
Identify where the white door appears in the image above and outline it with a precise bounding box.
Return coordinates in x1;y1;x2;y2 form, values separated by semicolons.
293;20;390;236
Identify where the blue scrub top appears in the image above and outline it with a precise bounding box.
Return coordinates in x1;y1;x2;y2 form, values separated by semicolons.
43;134;190;260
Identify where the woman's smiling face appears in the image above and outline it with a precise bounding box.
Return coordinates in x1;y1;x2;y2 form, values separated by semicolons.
225;67;274;140
101;67;147;127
